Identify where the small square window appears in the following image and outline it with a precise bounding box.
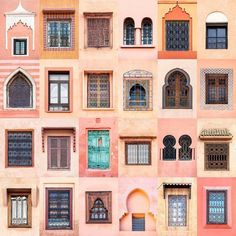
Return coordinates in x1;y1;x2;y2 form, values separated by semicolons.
7;131;33;167
48;72;70;112
46;188;72;230
86;191;112;223
48;136;70;169
88;130;110;169
207;190;227;224
13;39;27;55
132;214;145;231
125;142;151;165
8;189;31;228
206;24;227;49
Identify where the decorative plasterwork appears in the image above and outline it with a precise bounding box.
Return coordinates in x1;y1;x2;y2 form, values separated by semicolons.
163;183;192;199
206;11;228;23
123;70;153;78
199;128;233;140
5;1;35;49
163;3;191;21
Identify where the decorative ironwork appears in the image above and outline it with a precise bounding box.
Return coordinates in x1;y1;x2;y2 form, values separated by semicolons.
132;214;145;231
163;135;176;160
124;18;135;45
206;74;228;104
206;25;227;49
87;18;110;47
164;70;191;109
207;190;227;224
90;198;108;221
11;195;28;225
166;21;189;51
205;143;229;170
179;135;192;160
8;72;32;108
47;189;71;229
87;74;110;108
8;131;32;166
141;18;152;45
168;195;187;226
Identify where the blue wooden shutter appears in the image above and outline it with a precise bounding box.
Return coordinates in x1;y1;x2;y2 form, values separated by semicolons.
88;130;110;169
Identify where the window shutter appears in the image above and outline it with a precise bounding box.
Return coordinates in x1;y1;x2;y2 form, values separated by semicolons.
132;215;145;231
60;138;69;168
49;138;58;168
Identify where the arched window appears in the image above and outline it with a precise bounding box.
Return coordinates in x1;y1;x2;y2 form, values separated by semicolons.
141;18;152;45
90;198;108;221
179;135;192;160
129;84;146;107
124;18;135;45
7;72;33;108
163;69;192;109
163;135;176;160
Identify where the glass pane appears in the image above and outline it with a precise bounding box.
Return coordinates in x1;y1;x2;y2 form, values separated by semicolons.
132;215;145;231
207;28;217;37
60;22;71;47
49;74;69;81
11;195;28;225
60;83;69;104
50;84;58;104
217;28;226;37
48;22;59;47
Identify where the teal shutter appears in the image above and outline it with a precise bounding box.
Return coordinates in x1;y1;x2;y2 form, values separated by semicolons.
88;130;110;169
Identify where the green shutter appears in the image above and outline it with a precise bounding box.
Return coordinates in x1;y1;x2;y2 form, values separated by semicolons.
88;130;110;169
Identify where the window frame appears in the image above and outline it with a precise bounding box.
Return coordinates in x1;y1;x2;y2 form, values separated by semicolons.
12;38;28;56
141;18;153;45
125;141;151;165
6;130;34;168
84;12;113;48
206;23;228;49
45;188;72;230
207;190;227;224
8;189;32;228
123;17;135;46
47;136;71;170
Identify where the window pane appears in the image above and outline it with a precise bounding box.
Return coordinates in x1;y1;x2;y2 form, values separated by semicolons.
217;28;226;37
207;28;217;37
126;143;150;164
168;195;187;226
50;84;58;104
124;18;135;45
206;25;227;49
48;22;59;47
60;84;69;104
11;195;28;225
60;22;71;47
142;19;152;45
8;132;32;166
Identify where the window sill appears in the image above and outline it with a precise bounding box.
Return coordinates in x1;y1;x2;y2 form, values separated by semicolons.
4;108;36;111
82;108;115;111
204;224;231;229
121;45;155;48
46;110;72;113
87;168;111;171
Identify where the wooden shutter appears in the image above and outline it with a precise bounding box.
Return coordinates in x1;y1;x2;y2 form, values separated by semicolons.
60;138;69;168
132;214;145;231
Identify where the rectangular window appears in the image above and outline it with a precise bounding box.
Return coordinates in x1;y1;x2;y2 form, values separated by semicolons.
206;24;227;49
48;137;70;169
205;143;229;170
206;74;228;104
46;189;72;230
132;214;145;231
207;190;227;224
125;142;151;165
88;130;110;169
166;21;189;51
8;190;31;228
47;21;71;48
48;72;69;111
87;73;110;108
13;39;27;55
168;195;187;226
7;131;33;167
85;13;112;48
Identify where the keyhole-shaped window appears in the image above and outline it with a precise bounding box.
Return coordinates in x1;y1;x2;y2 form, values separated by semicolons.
179;135;192;160
163;135;176;160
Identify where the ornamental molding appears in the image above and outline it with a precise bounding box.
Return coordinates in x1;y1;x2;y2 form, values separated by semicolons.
123;70;153;78
5;0;35;49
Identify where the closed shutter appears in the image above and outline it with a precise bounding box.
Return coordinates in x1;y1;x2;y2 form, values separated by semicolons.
60;138;69;168
132;214;145;231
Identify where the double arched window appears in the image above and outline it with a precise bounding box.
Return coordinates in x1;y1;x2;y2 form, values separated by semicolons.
123;18;135;45
163;69;192;109
141;18;152;45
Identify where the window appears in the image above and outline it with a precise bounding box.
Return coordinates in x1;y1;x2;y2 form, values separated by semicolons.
166;21;189;51
48;72;69;111
85;13;112;48
206;74;228;104
86;191;112;223
141;18;152;45
123;18;135;45
132;214;145;231
207;190;227;224
179;135;192;160
7;131;33;167
163;70;192;109
47;21;71;48
125;142;151;165
87;73;110;108
48;137;70;169
88;130;110;169
168;195;187;226
206;24;227;49
13;39;27;55
7;72;33;108
46;189;72;230
163;135;176;160
205;143;229;170
8;190;31;228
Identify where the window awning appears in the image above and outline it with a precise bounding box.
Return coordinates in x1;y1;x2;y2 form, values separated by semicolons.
199;128;233;140
42;8;75;14
163;183;192;199
41;127;76;152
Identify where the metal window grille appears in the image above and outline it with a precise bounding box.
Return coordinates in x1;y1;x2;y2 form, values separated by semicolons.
163;135;176;160
141;18;152;45
90;198;108;221
124;18;135;45
206;25;227;49
179;135;192;160
11;195;28;225
132;214;145;231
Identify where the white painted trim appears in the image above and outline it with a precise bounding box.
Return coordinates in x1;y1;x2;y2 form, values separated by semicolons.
11;37;29;56
3;67;36;110
206;11;228;23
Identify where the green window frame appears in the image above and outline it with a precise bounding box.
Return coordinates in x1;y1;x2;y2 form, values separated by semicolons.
88;130;110;169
